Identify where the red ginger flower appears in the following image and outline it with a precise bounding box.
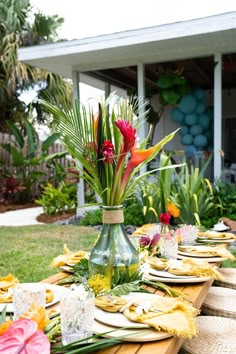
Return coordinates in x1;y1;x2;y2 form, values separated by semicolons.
160;212;171;225
115;120;136;154
101;140;115;163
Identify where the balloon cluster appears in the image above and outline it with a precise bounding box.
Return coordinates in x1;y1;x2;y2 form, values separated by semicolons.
170;88;214;154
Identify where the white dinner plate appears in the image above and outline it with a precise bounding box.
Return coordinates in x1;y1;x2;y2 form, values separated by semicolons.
177;250;217;258
144;272;211;283
196;237;235;244
148;267;197;279
177;254;227;262
95;292;174;341
0;283;66;313
93;319;172;342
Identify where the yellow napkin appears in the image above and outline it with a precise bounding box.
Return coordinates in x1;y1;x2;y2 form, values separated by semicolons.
197;231;236;239
145;256;169;270
132;224;155;236
168;258;224;280
51;244;89;267
124;296;198;338
95;295;127;312
95;295;198;338
0;274;19;303
178;245;235;261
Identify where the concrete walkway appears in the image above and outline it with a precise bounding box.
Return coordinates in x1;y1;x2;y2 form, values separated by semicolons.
0;207;44;226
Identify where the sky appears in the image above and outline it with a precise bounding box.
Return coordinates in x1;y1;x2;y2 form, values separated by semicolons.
31;0;236;40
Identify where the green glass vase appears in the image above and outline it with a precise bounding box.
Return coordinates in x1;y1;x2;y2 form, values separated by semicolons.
89;206;140;287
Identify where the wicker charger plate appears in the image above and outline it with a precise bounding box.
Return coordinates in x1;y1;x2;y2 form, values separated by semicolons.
180;316;236;354
201;286;236;318
214;268;236;289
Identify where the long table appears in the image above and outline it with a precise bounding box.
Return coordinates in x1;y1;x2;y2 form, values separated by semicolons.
41;272;214;354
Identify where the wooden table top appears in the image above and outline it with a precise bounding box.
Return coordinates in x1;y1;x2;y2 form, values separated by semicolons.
41;272;214;354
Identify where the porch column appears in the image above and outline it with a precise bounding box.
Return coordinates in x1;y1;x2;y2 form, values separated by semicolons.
72;70;85;215
137;62;147;173
213;53;222;180
105;82;111;99
137;61;146;141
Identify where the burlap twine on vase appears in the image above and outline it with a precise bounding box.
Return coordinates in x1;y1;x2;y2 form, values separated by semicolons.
102;209;124;224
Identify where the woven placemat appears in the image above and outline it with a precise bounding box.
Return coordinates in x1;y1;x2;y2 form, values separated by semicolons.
201;286;236;318
214;268;236;289
180;316;236;354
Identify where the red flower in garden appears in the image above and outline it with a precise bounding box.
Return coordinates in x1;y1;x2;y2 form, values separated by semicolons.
160;212;171;225
115;120;136;154
101;140;115;163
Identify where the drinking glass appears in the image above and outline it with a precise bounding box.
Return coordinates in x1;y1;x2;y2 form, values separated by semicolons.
160;234;178;260
60;285;95;345
181;225;198;245
13;283;46;320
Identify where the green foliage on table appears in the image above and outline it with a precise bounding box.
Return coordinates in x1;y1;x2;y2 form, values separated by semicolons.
170;159;218;225
1;119;67;202
36;182;77;215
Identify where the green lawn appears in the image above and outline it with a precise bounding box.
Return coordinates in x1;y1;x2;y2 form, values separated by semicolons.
0;225;98;282
0;224;235;283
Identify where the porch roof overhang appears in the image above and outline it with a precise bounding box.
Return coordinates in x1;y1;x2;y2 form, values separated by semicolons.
18;11;236;84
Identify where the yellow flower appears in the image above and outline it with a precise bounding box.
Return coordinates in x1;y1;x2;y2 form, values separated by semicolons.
0;319;13;335
20;303;49;330
88;274;110;295
167;202;180;218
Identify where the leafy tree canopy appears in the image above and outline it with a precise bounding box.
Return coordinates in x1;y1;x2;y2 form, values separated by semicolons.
0;0;72;131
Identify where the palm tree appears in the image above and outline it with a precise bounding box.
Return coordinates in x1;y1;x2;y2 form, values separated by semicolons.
0;0;72;130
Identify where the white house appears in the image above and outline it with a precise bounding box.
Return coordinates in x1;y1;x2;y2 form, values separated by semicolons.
18;11;236;209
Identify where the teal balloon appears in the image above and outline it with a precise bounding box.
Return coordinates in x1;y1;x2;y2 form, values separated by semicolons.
186;145;197;153
195;101;206;115
192;88;205;101
181;134;193;145
170;107;184;123
198;113;210;129
179;94;197;114
185;113;198;126
190;124;203;136
193;134;208;148
179;125;189;136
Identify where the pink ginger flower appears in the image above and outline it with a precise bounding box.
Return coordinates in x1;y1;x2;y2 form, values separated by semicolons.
101;140;115;163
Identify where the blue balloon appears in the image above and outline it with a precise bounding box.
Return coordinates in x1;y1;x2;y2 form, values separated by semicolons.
185;113;198;126
179;125;189;136
198;113;210;129
178;94;197;114
190;124;203;136
170;107;184;123
195;101;206;115
181;134;193;145
192;87;206;101
186;145;197;153
193;134;208;148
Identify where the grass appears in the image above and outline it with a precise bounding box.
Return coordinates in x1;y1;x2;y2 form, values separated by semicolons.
0;225;98;283
0;224;235;283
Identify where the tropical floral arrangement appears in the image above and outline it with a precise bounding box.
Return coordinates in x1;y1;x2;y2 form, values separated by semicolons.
40;95;176;206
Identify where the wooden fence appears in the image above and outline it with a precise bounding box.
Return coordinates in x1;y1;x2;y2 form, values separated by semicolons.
0;132;69;183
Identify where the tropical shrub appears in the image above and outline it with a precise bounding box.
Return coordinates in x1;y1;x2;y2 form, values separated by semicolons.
36;182;77;215
1;119;67;202
212;181;236;219
170;160;218;225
